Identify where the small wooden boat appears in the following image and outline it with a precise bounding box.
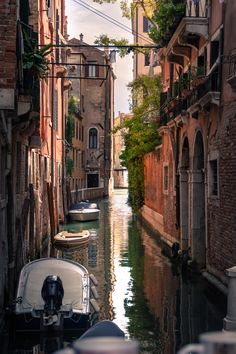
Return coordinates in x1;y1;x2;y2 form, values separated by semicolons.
54;230;90;248
68;208;100;222
14;258;99;332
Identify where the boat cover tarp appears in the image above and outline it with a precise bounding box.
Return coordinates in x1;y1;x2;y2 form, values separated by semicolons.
19;259;86;312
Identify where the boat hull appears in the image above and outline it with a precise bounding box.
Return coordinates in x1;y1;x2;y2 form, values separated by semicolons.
54;230;90;247
14;312;91;333
68;209;100;221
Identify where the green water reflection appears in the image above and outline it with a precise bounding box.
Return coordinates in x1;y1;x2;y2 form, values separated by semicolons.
3;192;227;353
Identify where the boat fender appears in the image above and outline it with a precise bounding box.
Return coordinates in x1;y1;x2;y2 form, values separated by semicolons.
90;285;99;299
90;298;100;313
90;273;98;286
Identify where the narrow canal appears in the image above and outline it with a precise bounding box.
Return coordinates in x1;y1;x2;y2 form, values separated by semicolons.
2;191;226;353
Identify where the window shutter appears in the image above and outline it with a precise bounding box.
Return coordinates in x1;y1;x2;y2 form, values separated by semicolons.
96;65;99;77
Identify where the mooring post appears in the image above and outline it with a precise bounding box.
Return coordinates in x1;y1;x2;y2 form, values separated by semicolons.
223;266;236;331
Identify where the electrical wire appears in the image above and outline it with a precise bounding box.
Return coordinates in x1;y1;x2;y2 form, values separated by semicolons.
70;0;154;45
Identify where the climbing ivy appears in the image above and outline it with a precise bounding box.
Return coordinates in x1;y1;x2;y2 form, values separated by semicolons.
68;95;80;117
66;156;74;177
115;75;162;212
65;114;74;145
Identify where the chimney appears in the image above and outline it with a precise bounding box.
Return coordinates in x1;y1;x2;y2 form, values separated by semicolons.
79;33;84;42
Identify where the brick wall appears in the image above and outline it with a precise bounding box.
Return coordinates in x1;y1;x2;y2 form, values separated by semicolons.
207;102;236;274
144;131;179;243
0;0;17;89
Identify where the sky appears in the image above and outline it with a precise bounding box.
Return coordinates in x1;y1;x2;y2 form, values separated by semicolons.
66;0;133;116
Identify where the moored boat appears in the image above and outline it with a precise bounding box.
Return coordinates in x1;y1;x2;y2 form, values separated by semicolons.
14;258;99;332
54;230;90;248
70;201;98;210
68;208;100;222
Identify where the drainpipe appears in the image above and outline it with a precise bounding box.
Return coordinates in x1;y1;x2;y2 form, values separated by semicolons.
51;61;54;187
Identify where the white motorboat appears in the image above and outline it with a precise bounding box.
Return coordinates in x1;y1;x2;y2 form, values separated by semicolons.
14;258;99;332
68;208;100;222
54;230;90;248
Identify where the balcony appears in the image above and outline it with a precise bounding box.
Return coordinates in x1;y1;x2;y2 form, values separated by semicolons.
160;68;220;125
164;0;209;66
227;53;236;92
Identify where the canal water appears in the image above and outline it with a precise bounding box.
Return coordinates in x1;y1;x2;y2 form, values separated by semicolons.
2;191;226;353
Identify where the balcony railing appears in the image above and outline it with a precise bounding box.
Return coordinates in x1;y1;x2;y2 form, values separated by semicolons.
160;69;220;125
227;53;236;92
162;0;208;51
185;0;208;18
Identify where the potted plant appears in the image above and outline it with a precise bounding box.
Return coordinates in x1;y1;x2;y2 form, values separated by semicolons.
23;30;52;85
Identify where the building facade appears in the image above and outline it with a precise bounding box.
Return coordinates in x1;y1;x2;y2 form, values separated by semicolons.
132;2;160;79
67;35;115;201
113;112;132;188
142;0;236;283
0;0;68;312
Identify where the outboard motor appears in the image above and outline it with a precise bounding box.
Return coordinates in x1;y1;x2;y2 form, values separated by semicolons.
41;275;64;316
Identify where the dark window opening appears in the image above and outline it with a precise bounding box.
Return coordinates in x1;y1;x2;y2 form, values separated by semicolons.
210;40;219;68
89;128;98;149
143;16;152;33
87;174;99;188
144;54;150;66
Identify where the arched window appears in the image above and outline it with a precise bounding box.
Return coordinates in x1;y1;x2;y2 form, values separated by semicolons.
89;128;98;149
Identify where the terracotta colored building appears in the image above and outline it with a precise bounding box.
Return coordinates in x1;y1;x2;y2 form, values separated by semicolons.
132;2;161;79
142;0;236;283
0;0;68;311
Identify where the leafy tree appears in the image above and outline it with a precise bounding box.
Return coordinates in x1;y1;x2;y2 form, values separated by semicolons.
68;95;80;116
94;34;130;57
115;75;162;212
95;34;151;58
92;0;156;19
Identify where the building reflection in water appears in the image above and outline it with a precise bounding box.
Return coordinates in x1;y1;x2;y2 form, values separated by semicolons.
2;193;227;354
133;221;227;353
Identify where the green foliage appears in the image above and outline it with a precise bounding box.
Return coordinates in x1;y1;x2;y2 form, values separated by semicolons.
68;95;80;116
66;115;74;145
95;34;130;58
149;1;185;44
23;31;52;79
95;34;150;58
92;0;157;19
116;75;162;212
66;156;74;177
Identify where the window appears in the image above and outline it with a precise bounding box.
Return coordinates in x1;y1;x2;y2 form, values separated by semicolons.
86;62;99;78
209;159;218;196
210;40;219;68
163;165;169;192
89;128;98;149
143;16;152;33
46;0;52;18
144;54;150;66
82;95;85;112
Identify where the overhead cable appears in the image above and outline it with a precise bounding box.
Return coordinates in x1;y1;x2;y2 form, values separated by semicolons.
70;0;154;45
